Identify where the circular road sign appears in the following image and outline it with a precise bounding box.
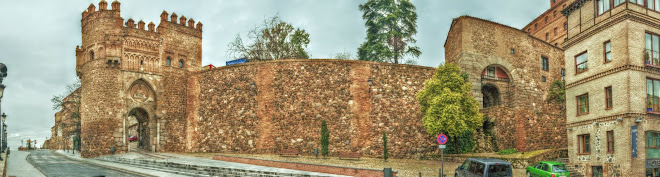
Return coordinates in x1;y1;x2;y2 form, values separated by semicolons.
437;134;447;145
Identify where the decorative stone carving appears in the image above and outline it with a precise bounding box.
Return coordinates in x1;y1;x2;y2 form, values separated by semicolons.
129;81;153;103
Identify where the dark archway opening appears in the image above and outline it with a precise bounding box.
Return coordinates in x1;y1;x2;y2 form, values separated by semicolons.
128;108;150;151
482;84;501;108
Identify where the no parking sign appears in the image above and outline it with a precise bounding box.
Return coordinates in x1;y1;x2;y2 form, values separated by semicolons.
437;134;447;145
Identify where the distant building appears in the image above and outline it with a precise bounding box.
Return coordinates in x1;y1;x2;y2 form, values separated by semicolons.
524;0;576;47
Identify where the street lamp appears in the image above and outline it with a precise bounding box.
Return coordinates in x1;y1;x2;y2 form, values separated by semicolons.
1;113;5;153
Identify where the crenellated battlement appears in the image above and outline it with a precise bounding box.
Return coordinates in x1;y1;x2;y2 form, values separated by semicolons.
159;11;203;31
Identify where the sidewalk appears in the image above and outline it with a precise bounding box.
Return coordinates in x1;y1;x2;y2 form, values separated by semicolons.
53;150;184;177
7;150;45;177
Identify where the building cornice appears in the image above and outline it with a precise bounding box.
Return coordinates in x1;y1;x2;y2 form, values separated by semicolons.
566;64;660;89
561;0;591;17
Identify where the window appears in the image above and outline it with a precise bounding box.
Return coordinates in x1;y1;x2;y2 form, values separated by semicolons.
541;164;549;172
647;131;660;158
578;134;591;154
166;57;171;66
575;52;588;73
554;11;557;18
564;22;568;30
545;16;548;23
607;130;614;153
597;0;611;15
604;41;612;63
487;66;496;77
648;0;660;10
631;0;644;6
561;68;566;81
605;86;613;109
554;28;558;36
178;60;184;68
542;56;549;71
647;78;660;112
546;33;549;41
646;33;660;65
542;76;547;82
592;166;603;177
510;48;515;54
535;23;538;30
577;94;589;115
90;51;95;60
614;0;625;6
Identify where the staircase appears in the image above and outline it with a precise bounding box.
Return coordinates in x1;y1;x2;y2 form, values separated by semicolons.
556;158;584;177
97;155;335;177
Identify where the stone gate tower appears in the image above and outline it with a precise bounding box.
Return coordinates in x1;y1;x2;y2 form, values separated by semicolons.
76;0;203;158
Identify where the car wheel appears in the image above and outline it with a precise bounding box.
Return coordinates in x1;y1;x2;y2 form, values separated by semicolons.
526;172;531;177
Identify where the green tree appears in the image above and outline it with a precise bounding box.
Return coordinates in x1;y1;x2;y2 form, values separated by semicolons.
321;120;329;157
357;0;421;64
547;80;566;104
382;132;388;162
417;63;483;154
228;15;310;61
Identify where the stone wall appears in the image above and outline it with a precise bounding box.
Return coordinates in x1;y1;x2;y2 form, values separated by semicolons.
445;16;567;152
190;60;437;157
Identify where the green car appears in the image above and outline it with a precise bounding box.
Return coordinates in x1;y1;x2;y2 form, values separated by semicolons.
525;161;570;177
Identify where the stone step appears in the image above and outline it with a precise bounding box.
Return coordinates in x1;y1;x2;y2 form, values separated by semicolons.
97;157;330;177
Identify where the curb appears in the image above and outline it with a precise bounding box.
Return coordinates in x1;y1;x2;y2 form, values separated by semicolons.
25;153;47;177
51;150;157;177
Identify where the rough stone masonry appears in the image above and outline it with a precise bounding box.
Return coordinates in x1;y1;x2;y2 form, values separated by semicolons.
72;1;567;158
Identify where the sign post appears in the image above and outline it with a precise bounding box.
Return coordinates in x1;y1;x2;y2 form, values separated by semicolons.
437;134;447;177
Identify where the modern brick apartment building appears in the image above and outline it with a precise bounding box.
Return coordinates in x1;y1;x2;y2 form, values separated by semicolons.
562;0;660;176
524;0;577;47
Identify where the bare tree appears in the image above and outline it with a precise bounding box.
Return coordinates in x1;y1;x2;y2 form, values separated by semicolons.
228;15;311;61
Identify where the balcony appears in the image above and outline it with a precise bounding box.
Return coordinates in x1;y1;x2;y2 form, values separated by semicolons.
481;75;509;82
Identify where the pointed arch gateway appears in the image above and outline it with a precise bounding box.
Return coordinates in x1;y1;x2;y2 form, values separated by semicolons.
480;64;511;108
125;79;158;152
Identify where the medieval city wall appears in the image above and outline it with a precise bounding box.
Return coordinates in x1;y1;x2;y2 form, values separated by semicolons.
187;59;438;157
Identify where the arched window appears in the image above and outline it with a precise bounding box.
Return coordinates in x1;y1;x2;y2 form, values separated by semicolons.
166;57;171;66
90;51;95;60
178;60;184;68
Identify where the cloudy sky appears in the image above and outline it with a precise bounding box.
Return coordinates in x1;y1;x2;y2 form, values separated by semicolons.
0;0;548;149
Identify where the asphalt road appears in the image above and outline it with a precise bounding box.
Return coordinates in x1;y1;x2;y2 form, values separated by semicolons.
27;150;147;177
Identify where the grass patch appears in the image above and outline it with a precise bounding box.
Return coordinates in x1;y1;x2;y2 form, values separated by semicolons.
497;148;519;155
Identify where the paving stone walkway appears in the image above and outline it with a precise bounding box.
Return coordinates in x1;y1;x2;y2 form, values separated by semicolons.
7;150;45;177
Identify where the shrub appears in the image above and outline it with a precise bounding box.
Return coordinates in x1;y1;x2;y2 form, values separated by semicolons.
321;120;329;157
383;132;388;162
497;148;519;155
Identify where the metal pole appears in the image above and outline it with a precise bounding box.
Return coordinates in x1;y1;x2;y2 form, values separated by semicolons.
442;147;444;177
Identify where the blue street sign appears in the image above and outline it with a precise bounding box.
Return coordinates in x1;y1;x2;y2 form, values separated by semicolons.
632;125;638;158
226;58;248;66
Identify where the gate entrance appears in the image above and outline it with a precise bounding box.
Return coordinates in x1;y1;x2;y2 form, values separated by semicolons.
127;108;150;151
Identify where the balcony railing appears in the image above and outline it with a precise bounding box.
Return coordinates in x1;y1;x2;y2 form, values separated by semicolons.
481;75;509;82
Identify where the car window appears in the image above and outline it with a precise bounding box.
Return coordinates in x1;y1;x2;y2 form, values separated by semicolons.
542;164;549;172
534;163;542;169
469;161;477;173
553;165;568;173
487;164;511;177
461;161;470;170
473;162;485;176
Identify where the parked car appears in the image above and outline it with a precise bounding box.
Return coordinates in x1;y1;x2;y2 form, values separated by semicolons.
455;158;513;177
526;161;570;177
128;135;138;142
